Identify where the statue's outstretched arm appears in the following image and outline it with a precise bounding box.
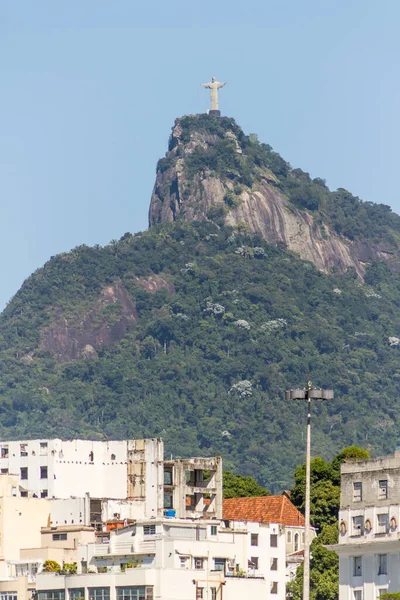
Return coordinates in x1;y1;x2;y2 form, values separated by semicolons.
201;83;211;89
218;82;227;88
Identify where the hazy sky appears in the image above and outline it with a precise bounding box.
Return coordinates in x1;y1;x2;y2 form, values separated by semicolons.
2;1;400;310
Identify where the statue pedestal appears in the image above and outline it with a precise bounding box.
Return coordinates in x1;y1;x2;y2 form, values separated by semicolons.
208;110;221;116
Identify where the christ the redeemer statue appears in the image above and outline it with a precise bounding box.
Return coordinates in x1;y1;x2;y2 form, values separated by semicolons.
201;77;226;116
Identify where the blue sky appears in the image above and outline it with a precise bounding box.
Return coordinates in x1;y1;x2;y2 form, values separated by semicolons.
1;1;400;310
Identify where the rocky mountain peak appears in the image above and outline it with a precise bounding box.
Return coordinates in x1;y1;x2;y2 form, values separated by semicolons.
149;114;400;276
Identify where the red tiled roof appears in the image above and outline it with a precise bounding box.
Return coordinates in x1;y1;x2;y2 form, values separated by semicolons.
223;494;305;527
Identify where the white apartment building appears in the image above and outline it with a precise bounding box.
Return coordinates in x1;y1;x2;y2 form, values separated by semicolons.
223;494;311;600
0;439;222;524
36;518;268;600
331;450;400;600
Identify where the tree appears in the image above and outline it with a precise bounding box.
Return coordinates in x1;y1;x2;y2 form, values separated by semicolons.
288;448;369;600
223;471;270;498
43;560;61;572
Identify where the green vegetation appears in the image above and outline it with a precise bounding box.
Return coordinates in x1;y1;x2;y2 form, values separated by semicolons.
223;471;270;498
43;560;61;572
287;446;369;600
0;217;398;489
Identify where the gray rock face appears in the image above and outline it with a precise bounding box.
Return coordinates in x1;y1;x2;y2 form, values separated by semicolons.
149;117;396;277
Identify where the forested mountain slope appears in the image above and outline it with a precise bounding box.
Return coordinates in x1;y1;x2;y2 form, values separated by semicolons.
1;218;400;489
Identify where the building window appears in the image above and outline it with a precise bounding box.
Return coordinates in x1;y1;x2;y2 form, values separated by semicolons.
69;590;85;600
164;468;173;485
353;482;362;501
41;490;48;498
353;590;363;600
271;558;278;570
210;526;217;536
116;587;153;600
1;469;8;474
270;534;278;547
163;493;173;509
40;466;48;479
52;533;67;541
20;467;28;480
38;593;65;600
20;444;28;457
0;447;9;458
0;593;17;600
377;514;389;534
378;554;388;575
196;589;203;600
270;582;278;595
88;589;110;600
214;558;226;572
143;525;156;536
194;558;204;570
294;533;299;551
111;454;116;461
352;516;364;536
251;533;259;546
249;557;259;569
180;557;188;568
40;442;48;455
11;487;16;497
379;480;388;500
211;589;217;600
20;491;28;498
287;531;292;543
353;556;362;577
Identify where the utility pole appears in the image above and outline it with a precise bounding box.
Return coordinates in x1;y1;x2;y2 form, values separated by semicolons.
285;382;334;600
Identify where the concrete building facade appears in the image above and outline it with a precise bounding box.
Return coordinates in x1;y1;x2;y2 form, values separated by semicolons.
332;451;400;600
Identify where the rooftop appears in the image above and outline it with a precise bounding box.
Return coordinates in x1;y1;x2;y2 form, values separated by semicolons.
223;494;305;527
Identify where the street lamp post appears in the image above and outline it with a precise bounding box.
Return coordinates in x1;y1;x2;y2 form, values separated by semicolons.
285;382;334;600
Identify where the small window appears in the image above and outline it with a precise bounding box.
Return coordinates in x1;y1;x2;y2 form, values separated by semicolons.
211;589;217;600
1;447;8;458
164;468;173;485
40;442;48;456
20;444;28;457
377;514;389;534
379;480;388;500
250;557;259;569
143;525;156;536
1;469;8;474
251;533;259;546
20;467;28;480
89;451;94;462
270;534;278;547
354;590;363;600
20;491;28;498
52;533;67;541
214;558;226;572
294;533;299;551
378;554;387;575
180;557;188;569
352;516;364;536
287;531;292;543
210;525;217;536
271;582;278;594
353;556;362;576
41;490;48;498
11;486;17;497
111;454;116;461
40;466;48;479
196;589;203;600
163;493;173;509
353;482;362;501
271;557;278;570
194;558;204;570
